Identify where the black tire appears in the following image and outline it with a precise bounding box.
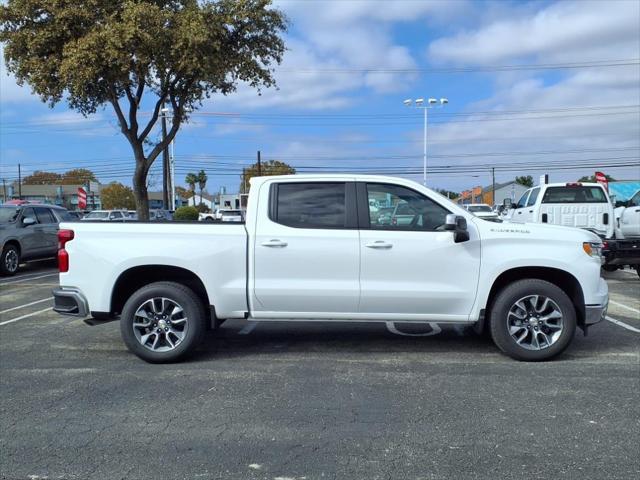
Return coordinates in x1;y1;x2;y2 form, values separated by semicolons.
204;217;214;222
635;266;640;278
602;265;618;272
120;281;206;363
0;244;20;276
489;279;576;361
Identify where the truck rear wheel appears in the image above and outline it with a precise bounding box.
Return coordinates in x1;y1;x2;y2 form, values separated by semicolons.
489;279;576;361
120;282;206;363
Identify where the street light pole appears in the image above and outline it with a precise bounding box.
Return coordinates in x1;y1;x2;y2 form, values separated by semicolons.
423;107;427;187
404;97;448;187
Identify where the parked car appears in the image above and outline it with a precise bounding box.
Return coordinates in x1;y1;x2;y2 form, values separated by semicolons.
65;211;84;221
150;209;173;221
199;208;236;222
53;175;607;363
81;210;130;221
1;204;70;275
504;182;614;238
464;204;501;222
220;209;243;222
602;189;640;276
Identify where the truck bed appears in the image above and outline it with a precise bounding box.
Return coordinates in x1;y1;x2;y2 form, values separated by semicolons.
59;221;249;318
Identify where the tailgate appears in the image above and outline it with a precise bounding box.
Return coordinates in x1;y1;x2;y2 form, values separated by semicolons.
539;203;612;235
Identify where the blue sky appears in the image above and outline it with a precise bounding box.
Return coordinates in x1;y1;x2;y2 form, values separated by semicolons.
1;0;639;195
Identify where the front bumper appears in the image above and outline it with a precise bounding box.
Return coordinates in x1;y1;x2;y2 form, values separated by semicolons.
584;299;608;325
52;288;89;317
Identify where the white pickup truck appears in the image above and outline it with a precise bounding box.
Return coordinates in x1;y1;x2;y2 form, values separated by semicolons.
52;175;608;363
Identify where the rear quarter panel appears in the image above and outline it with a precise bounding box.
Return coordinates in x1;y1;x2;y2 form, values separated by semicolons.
59;222;248;317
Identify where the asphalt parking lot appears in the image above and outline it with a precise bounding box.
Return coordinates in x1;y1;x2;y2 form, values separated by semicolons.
1;263;639;480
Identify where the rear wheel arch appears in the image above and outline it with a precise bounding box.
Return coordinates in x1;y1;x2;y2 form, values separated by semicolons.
110;265;211;319
485;267;585;326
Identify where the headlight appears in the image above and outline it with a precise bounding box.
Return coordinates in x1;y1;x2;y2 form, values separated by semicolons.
583;242;603;258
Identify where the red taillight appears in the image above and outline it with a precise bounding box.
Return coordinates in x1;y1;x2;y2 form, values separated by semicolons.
58;229;74;273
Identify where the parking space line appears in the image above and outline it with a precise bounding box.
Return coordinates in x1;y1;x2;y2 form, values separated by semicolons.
0;297;53;315
605;316;640;333
0;306;53;326
386;322;442;337
609;300;640;315
0;269;57;283
0;273;58;285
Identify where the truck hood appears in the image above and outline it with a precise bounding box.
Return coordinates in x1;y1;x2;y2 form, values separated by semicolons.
473;217;602;243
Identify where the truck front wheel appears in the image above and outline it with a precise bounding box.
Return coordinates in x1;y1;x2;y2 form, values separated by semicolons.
489;279;576;361
120;282;206;363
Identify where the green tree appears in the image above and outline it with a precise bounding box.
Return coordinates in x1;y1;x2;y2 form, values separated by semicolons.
1;0;287;220
185;173;198;202
22;171;63;185
101;182;136;209
197;169;208;206
240;159;295;192
578;174;616;183
515;175;534;188
175;186;192;200
61;168;98;185
435;189;460;200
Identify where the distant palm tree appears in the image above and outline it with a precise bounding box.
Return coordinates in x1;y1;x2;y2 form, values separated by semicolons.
197;170;208;207
185;173;198;205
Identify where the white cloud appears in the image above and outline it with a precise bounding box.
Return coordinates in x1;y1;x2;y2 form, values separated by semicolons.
428;0;640;65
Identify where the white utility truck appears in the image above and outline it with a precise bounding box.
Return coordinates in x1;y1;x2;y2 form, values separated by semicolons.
604;189;640;276
53;175;608;363
505;182;614;238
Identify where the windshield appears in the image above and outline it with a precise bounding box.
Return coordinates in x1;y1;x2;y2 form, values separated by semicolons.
0;206;20;223
222;210;242;216
84;211;109;219
467;205;492;213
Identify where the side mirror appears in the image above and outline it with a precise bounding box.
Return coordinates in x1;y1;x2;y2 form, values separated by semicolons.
444;214;470;243
503;198;513;208
22;216;36;227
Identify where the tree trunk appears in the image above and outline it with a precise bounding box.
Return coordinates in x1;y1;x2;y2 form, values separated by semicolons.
133;162;150;221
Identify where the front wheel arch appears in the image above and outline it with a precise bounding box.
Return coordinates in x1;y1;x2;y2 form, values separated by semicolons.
484;267;585;328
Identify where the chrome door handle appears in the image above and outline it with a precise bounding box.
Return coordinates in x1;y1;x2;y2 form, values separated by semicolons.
261;239;288;248
365;241;393;249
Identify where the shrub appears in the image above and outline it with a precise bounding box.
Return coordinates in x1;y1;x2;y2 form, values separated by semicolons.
173;206;199;221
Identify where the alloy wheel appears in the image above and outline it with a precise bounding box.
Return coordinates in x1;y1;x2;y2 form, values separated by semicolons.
132;297;188;352
507;295;564;350
4;250;18;273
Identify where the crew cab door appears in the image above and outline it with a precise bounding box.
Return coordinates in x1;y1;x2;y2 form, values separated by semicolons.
619;191;640;238
358;182;481;321
252;181;360;316
511;190;531;220
519;187;540;222
33;207;59;255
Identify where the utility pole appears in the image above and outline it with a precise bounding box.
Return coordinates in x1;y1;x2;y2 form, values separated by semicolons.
257;150;262;176
2;178;6;203
161;107;170;209
242;168;246;194
492;167;496;205
18;163;22;200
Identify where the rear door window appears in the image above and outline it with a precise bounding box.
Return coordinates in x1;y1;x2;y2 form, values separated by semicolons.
272;182;348;229
542;186;607;203
34;207;57;224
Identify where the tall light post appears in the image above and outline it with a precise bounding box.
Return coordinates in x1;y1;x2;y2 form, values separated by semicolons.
403;97;448;186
